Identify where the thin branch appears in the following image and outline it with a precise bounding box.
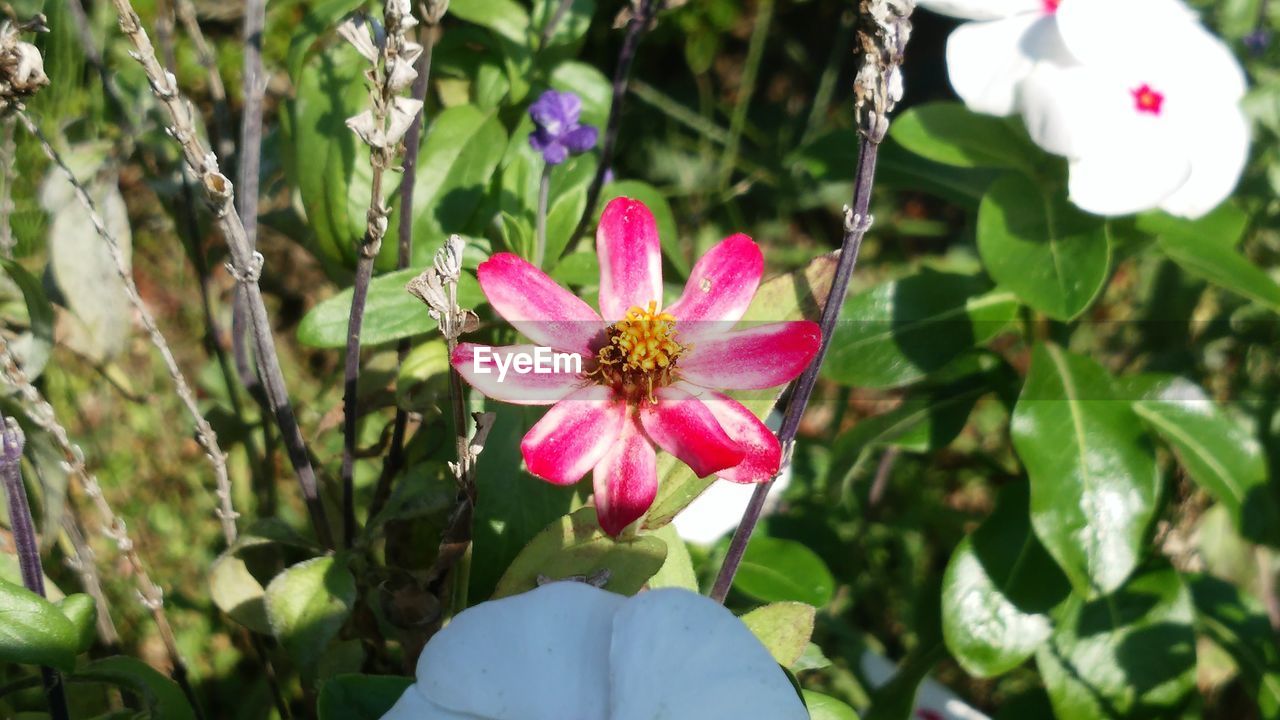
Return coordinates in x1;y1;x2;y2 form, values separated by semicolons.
16;109;239;546
107;0;334;549
0;117;14;258
371;16;438;522
538;0;574;49
60;513;121;648
711;0;914;604
0;341;201;712
172;0;235;162
233;0;268;414
570;0;657;248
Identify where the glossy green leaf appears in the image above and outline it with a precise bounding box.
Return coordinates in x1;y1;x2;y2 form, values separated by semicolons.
1143;210;1280;312
823;270;1018;388
209;552;270;634
56;594;97;655
449;0;530;44
1012;344;1160;595
1189;573;1280;719
70;656;196;720
734;536;835;607
646;524;699;591
644;255;836;527
297;268;483;348
804;691;862;720
318;674;414;720
1036;564;1197;719
396;340;452;413
492;508;667;598
533;0;594;49
941;483;1070;678
741;602;816;667
891;102;1041;172
1133;380;1280;547
264;556;356;669
601;181;689;277
0;575;80;671
978;173;1111;320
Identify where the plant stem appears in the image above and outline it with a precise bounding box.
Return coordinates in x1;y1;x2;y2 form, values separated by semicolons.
534;164;551;267
342;252;375;547
710;0;913;604
571;0;656;246
372;21;438;522
233;0;268;415
109;0;334;549
718;0;773;190
538;0;575;49
1;419;70;720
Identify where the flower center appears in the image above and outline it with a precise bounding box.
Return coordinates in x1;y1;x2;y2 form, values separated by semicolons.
1042;0;1060;13
593;301;685;402
1131;83;1165;115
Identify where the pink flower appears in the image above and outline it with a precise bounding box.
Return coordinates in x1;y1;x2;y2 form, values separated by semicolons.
452;198;821;536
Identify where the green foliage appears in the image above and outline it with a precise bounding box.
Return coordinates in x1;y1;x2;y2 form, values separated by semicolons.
740;602;817;667
0;576;82;671
264;556;357;671
733;536;835;607
317;674;415;720
70;657;197;720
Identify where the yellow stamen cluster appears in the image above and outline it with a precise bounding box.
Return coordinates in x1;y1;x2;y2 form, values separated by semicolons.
594;301;685;401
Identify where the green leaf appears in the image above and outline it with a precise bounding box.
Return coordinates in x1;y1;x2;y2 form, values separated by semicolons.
0;259;53;378
56;594;96;655
941;482;1070;678
804;691;861;720
401;105;508;266
318;674;414;720
264;556;357;669
734;536;835;607
601;181;689;277
396;340;452;413
533;0;594;49
469;399;578;602
1133;381;1280;547
823;270;1018;388
978;173;1111;320
0;575;80;671
297;268;484;348
890;102;1042;172
646;524;699;591
1142;210;1280;312
644;255;836;527
1012;344;1160;595
70;657;196;720
740;602;816;667
492;508;667;599
1189;573;1280;719
209;552;271;634
449;0;531;44
548;61;611;128
1036;564;1197;719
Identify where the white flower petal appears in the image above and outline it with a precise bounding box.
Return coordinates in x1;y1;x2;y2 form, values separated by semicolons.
1018;63;1110;158
609;589;807;720
945;14;1066;116
1160;106;1250;219
1055;0;1201;68
917;0;1041;21
1068;147;1191;217
673;467;792;545
381;685;479;719
415;582;621;719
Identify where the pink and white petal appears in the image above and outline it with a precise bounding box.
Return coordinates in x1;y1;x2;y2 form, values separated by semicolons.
945;15;1066;116
452;343;586;405
596;197;664;322
592;416;658;537
686;387;782;483
478;253;604;356
416;582;622;720
1159;107;1250;219
1056;0;1201;69
665;233;763;343
521;385;626;485
678;321;821;391
638;386;744;478
609;589;809;720
917;0;1041;21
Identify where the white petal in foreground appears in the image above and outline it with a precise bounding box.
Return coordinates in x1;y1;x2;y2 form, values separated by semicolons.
917;0;1040;21
673;468;792;545
609;589;808;720
414;582;620;719
1054;0;1201;69
1067;148;1191;218
1159;106;1251;219
945;14;1065;116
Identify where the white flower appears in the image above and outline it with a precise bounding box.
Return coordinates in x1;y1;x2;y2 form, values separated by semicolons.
921;0;1250;219
674;466;791;545
382;583;807;720
1018;0;1249;218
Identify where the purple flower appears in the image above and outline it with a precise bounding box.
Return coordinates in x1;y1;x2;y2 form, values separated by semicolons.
528;90;598;165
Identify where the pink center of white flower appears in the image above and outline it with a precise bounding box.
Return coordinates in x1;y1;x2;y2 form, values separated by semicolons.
1042;0;1060;13
1131;84;1165;115
593;301;686;402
